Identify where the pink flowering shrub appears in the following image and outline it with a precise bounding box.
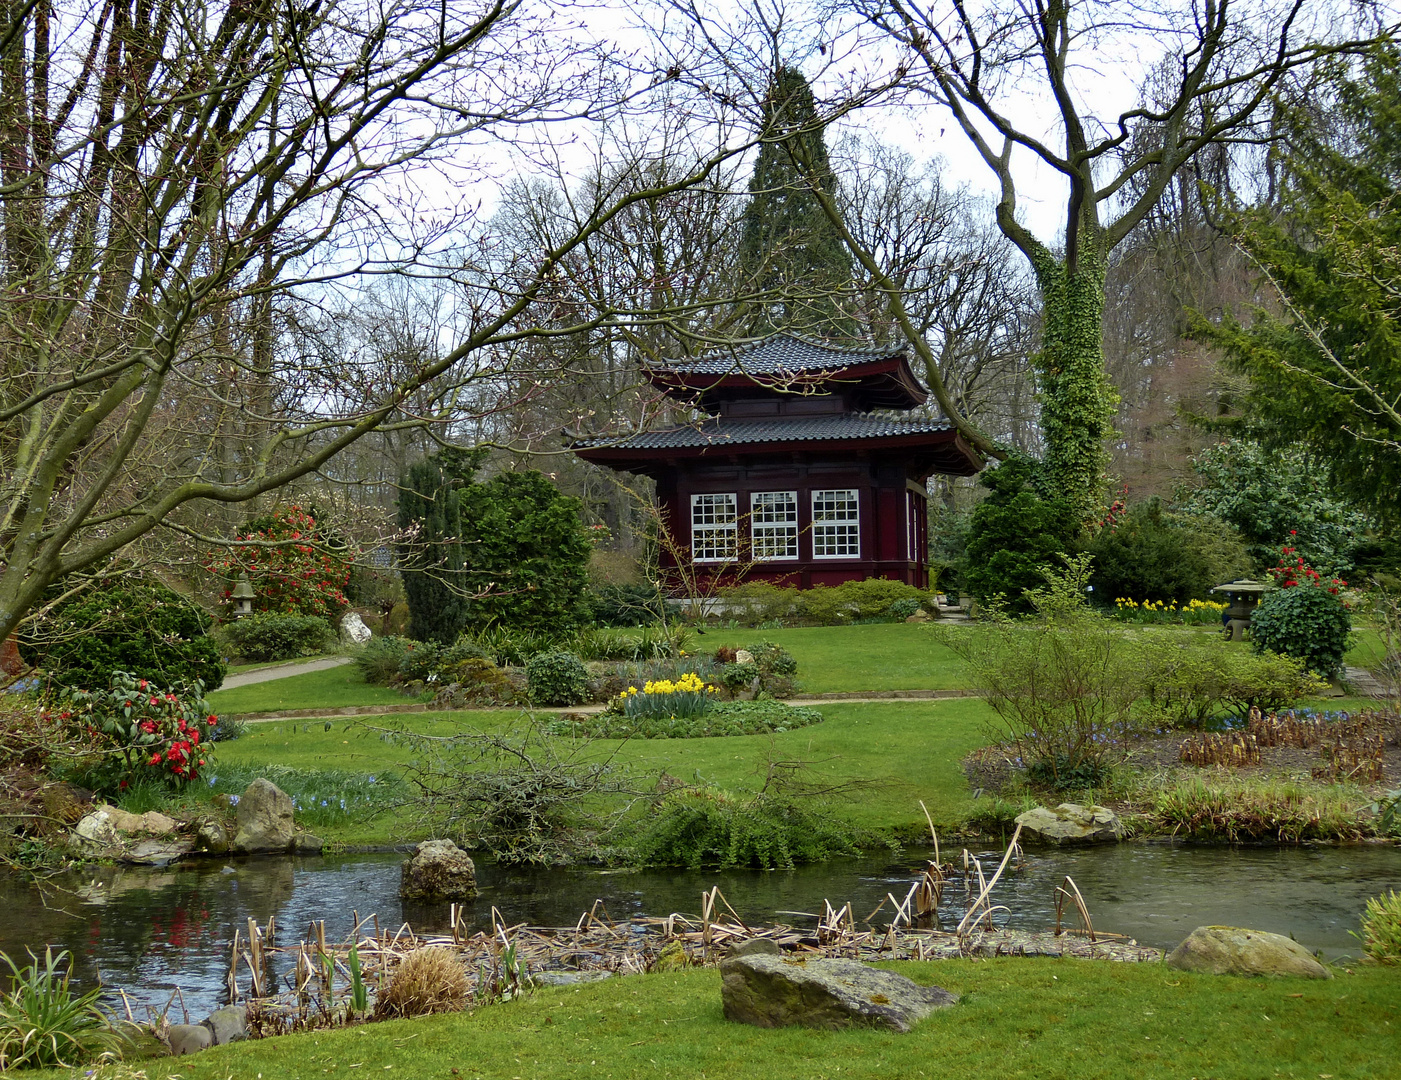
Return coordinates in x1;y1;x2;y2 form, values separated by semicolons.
61;671;216;784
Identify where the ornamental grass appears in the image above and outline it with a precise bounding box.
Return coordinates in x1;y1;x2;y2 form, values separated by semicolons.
372;947;469;1020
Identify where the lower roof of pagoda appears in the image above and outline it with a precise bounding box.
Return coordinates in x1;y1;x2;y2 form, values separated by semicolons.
571;413;982;476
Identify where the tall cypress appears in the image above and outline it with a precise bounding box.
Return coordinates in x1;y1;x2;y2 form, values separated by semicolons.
397;447;483;644
738;66;855;339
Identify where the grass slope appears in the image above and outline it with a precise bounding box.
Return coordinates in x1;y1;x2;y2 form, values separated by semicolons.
69;962;1401;1080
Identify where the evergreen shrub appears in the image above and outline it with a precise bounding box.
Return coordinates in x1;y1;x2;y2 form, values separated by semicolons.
354;636;412;685
961;458;1081;613
588;584;665;627
526;651;589;706
1088;499;1253;603
1250;586;1353;678
23;577;225;691
799;579;931;624
218;613;335;663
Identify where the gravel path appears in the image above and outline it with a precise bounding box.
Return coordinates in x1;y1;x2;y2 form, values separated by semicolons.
220;655;352;690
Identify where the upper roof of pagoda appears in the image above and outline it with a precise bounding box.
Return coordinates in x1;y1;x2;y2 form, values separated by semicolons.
645;334;927;413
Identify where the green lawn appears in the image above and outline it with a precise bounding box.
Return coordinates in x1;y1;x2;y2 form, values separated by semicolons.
698;622;968;693
65;961;1401;1080
207;665;425;715
205;698;991;843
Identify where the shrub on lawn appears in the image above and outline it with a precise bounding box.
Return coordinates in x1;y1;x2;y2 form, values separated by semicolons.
353;636;412;685
63;671;216;786
526;651;589;706
799;579;932;625
717;582;802;625
936;556;1144;788
217;613;335;663
1357;890;1401;964
22;576;225;692
1251;585;1353;679
626;788;870;869
1139;641;1326;728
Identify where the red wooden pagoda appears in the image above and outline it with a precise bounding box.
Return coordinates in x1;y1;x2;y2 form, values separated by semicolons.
571;335;984;590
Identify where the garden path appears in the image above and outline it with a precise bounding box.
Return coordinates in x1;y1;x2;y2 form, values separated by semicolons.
221;656;352;690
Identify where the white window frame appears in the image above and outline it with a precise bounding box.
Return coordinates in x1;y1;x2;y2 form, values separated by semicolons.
750;491;799;561
812;488;860;559
690;493;738;563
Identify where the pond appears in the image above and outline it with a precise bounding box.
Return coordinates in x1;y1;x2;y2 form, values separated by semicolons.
2;841;1397;1018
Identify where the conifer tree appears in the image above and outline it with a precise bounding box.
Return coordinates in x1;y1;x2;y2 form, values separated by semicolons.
739;67;856;339
397;448;483;644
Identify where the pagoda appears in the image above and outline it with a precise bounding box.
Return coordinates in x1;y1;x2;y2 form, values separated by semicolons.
571;335;984;590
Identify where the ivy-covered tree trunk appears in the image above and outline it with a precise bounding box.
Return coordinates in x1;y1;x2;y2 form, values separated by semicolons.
1026;238;1118;523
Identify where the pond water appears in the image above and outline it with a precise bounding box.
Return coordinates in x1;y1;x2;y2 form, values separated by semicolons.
2;842;1398;1018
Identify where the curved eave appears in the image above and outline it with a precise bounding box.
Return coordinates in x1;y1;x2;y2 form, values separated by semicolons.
573;429;983;478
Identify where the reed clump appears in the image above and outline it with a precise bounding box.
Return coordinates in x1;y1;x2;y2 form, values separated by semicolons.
1357;890;1401;964
1152;777;1369;841
372;947;469;1020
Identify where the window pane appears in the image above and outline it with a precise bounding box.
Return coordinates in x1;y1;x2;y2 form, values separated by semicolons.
812;488;859;558
751;491;798;561
691;493;737;562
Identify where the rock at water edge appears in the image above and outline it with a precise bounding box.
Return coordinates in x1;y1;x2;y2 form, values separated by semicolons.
720;955;958;1033
196;819;229;854
341;611;373;644
1014;803;1123;845
71;809;123;854
1166;926;1332;979
232;779;296;853
168;1024;213;1055
399;838;477;901
291;832;325;855
203;1005;249;1045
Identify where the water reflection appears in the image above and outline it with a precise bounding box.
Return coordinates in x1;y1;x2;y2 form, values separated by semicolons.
1;842;1397;1017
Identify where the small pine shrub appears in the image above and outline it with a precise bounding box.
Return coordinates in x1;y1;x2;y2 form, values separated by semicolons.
526;651;589;706
888;597;921;620
373;947;469;1020
1358;890;1401;964
354;636;412;685
1250;586;1353;679
218;613;335;663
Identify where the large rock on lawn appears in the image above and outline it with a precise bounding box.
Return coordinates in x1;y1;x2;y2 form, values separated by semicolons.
720;955;957;1032
232;779;296;854
1015;802;1123;845
341;611;373;645
399;839;477;901
1166;926;1332;979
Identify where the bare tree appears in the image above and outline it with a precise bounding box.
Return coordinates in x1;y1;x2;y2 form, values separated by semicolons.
845;0;1385;517
0;0;767;645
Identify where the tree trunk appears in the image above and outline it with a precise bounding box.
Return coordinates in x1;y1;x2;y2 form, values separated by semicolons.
1027;243;1118;523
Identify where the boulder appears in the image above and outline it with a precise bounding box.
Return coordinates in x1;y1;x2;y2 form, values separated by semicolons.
125;839;194;866
195;819;229;854
232;779;296;854
905;610;930;623
530;970;616;987
104;807;178;836
727;937;782;959
1166;926;1332;979
167;1024;213;1055
202;1005;249;1045
1014;803;1123;845
341;611;373;645
651;940;690;972
734;649;755;664
72;809;123;854
399;839;477;901
291;832;325;856
720;955;957;1033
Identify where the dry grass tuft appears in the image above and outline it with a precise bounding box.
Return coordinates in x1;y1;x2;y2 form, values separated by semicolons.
372;947;469;1020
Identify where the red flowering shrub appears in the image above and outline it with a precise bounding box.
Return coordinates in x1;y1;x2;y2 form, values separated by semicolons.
61;671;216;784
1269;532;1348;595
208;505;351;618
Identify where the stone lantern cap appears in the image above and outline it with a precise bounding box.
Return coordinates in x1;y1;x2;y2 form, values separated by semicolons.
1210;578;1269;595
230;576;256;600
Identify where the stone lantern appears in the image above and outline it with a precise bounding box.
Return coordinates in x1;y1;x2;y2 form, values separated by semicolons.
1209;579;1270;641
231;575;256;618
